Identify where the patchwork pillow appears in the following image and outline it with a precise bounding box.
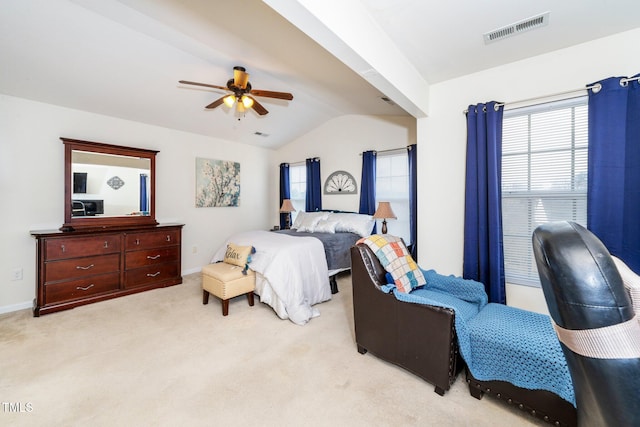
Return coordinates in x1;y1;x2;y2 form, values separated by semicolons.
359;234;426;293
332;213;375;237
224;242;255;275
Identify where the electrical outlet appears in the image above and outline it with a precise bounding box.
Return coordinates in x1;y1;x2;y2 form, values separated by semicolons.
192;246;198;254
12;268;23;281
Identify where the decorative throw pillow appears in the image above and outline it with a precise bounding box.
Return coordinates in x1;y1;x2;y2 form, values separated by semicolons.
296;211;329;232
224;243;255;275
313;218;339;233
332;213;375;237
291;211;308;230
359;234;426;293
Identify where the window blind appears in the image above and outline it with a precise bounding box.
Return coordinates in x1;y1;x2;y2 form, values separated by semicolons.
376;151;410;243
502;97;588;286
289;164;306;222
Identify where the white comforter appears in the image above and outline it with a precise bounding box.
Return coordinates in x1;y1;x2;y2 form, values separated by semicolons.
212;230;331;325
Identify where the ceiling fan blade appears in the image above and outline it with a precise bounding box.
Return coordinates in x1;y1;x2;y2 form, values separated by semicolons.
179;80;228;91
249;97;269;115
233;68;249;90
205;96;225;109
250;89;293;100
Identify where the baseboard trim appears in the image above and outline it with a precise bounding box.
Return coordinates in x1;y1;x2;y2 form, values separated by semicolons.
2;270;201;315
0;301;33;315
182;267;202;276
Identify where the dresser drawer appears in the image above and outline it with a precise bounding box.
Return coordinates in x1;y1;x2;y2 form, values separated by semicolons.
125;262;179;288
45;235;121;260
45;254;120;282
32;224;183;316
125;246;180;270
45;272;120;304
125;229;180;250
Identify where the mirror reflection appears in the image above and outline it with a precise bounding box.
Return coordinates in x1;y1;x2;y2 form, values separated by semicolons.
71;150;151;217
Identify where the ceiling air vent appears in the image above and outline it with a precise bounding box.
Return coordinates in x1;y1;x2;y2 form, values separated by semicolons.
483;11;550;44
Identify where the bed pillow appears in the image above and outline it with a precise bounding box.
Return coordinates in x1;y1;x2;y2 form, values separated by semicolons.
296;211;329;232
313;218;339;233
291;211;307;230
224;242;255;274
291;211;326;230
332;213;375;237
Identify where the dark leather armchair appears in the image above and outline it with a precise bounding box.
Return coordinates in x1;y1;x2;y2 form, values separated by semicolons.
533;221;640;427
350;244;462;395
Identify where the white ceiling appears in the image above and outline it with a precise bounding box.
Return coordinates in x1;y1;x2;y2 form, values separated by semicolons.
2;0;640;149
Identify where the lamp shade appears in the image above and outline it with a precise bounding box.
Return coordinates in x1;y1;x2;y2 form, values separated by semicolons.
279;199;296;213
373;201;397;219
241;95;254;108
223;95;236;108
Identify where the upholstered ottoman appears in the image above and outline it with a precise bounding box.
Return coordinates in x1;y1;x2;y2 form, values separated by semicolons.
202;262;256;316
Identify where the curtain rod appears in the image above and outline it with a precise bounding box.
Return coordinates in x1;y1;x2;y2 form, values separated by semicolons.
283;157;319;167
462;83;602;114
463;76;640;114
358;146;409;156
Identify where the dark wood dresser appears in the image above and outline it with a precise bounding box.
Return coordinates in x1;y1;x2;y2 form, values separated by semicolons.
31;224;183;316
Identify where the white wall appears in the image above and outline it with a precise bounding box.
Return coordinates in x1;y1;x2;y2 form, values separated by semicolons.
0;94;272;313
270;114;416;227
418;28;640;314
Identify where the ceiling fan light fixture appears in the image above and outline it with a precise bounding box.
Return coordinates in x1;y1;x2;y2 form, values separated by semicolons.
241;95;254;109
223;95;236;107
180;66;293;117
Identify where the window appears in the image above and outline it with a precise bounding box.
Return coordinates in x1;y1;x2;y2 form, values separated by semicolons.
289;164;306;223
376;150;410;243
502;97;588;286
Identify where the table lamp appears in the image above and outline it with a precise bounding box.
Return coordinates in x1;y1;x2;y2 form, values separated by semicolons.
279;199;296;229
373;201;397;234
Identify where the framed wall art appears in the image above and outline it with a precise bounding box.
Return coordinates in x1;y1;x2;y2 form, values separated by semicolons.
195;157;240;207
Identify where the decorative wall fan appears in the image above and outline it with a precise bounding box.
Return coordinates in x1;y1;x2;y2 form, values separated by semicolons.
179;66;293;116
324;170;357;194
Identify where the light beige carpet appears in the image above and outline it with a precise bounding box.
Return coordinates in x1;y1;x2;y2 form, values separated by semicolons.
0;273;546;426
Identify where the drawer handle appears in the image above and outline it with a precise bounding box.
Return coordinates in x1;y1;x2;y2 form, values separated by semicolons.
76;264;95;270
76;284;95;291
166;235;171;242
61;244;66;253
147;271;161;277
135;238;140;245
147;255;161;260
104;241;109;248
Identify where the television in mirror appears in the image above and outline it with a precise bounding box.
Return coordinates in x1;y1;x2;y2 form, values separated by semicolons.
73;172;87;194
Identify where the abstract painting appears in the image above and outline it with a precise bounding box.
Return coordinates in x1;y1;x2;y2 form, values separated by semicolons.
195;157;240;207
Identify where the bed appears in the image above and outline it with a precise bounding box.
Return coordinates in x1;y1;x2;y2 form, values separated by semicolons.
273;229;360;293
211;211;374;325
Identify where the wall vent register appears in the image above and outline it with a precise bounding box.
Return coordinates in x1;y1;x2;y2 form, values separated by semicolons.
484;12;550;44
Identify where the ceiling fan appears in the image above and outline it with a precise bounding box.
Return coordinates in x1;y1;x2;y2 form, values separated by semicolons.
179;66;293;116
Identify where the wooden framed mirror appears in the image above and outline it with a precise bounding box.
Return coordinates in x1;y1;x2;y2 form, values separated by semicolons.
61;137;158;231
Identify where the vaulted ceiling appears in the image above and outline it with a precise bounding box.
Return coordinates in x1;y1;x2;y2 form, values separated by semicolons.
2;0;640;149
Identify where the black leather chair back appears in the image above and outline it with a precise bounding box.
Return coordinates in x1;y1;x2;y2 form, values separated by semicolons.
532;221;640;427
